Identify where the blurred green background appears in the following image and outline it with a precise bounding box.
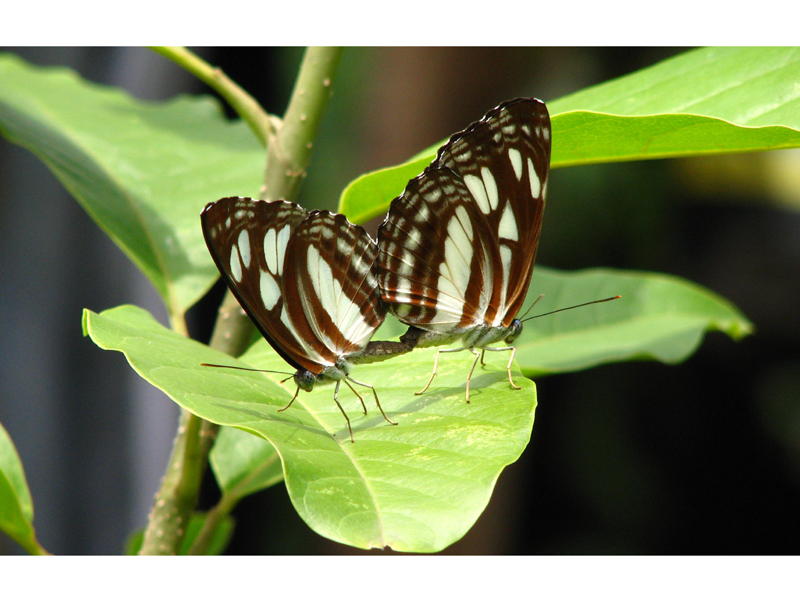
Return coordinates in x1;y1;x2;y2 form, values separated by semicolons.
1;47;798;554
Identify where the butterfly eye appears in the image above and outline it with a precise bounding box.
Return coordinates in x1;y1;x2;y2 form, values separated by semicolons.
293;370;316;392
505;319;523;344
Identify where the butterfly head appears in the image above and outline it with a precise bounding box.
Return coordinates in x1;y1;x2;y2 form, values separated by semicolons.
504;318;523;345
293;370;317;392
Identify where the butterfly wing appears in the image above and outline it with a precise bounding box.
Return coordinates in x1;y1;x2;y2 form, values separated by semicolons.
202;197;321;374
202;198;385;376
283;210;386;360
378;98;551;333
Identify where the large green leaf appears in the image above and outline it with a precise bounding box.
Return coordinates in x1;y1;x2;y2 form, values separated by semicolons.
0;53;264;317
82;256;751;552
340;47;800;223
516;267;752;377
0;421;40;554
83;304;537;553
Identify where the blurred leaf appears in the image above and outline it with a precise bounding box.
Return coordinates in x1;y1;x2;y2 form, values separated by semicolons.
83;304;537;553
210;426;284;499
516;267;753;377
125;512;234;555
0;53;264;317
340;47;800;223
0;421;39;554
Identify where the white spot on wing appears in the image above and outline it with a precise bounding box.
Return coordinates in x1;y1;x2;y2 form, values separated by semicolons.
425;188;441;203
259;269;280;310
464;173;491;214
416;203;430;223
398;253;414;278
481;166;499;210
237;229;251;269
307;245;335;320
230;244;242;282
508;148;523;180
276;226;291;275
404;231;420;252
337;238;352;258
527;157;541;198
454;205;473;241
264;229;277;272
498;203;518;241
497;244;513;325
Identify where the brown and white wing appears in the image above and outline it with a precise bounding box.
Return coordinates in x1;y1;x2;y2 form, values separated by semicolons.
201;196;329;375
378;98;551;332
282;210;386;361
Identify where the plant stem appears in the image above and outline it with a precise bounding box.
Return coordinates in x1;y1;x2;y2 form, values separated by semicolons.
186;492;238;555
207;288;255;359
139;47;343;555
138;407;204;555
188;446;283;555
261;47;343;201
150;47;275;147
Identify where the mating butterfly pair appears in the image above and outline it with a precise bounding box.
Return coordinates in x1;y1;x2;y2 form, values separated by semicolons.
201;97;551;442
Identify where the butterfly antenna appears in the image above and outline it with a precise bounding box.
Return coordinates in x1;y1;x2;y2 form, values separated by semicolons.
521;295;621;322
517;293;545;321
200;363;295;377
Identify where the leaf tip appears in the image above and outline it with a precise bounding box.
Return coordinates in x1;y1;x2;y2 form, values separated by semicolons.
81;308;95;337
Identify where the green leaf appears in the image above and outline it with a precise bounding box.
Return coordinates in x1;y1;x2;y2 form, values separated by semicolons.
0;421;40;554
125;512;234;555
210;426;284;500
0;53;264;317
549;47;800;167
340;47;800;223
516;267;753;377
83;304;537;553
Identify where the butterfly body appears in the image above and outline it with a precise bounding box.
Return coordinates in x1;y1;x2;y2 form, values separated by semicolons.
202;196;401;441
377;98;551;399
398;318;522;350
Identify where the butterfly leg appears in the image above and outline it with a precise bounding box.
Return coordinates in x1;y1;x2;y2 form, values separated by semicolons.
342;378;369;414
332;380;355;443
464;348;482;404
481;346;521;390
277;386;302;412
416;347;467;396
347;377;398;426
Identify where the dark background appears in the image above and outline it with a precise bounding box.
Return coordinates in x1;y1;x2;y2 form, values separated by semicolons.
1;47;799;554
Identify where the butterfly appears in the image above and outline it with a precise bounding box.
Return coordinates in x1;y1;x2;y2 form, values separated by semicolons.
201;196;399;442
377;97;551;402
